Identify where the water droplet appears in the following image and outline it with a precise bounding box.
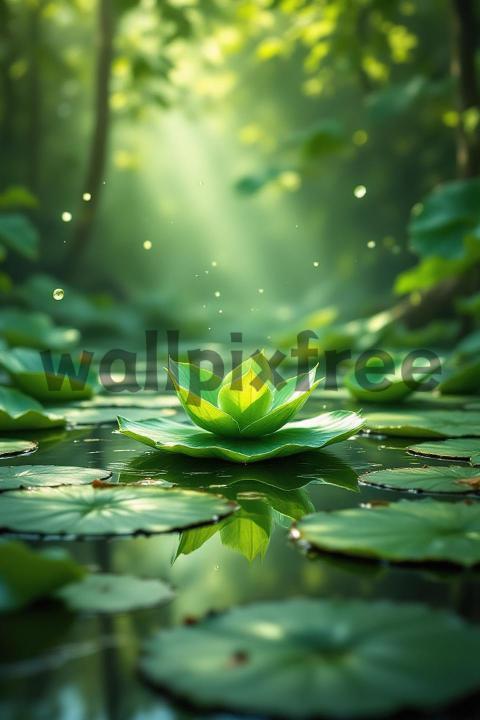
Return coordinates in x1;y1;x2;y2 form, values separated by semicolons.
53;288;64;301
258;288;264;294
313;261;319;267
61;211;72;222
367;240;376;249
214;291;221;298
214;564;220;571
353;185;367;199
143;240;152;250
82;192;92;201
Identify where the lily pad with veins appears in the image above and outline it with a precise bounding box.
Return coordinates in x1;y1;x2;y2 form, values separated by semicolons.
408;438;480;466
359;465;480;494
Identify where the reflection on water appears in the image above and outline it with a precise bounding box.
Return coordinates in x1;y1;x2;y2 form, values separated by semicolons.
1;407;480;719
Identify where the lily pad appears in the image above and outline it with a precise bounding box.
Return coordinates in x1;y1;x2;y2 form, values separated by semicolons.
344;354;435;404
364;409;480;438
408;438;480;466
55;573;174;613
0;310;79;350
0;347;99;402
294;499;480;566
117;411;364;464
48;405;176;426
0;485;236;537
0;439;37;458
0;386;65;431
360;466;480;494
0;465;112;491
0;541;85;612
140;598;480;719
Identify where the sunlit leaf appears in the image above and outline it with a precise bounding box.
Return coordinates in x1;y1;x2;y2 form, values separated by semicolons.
360;465;480;494
0;386;65;431
0;214;39;260
408;438;480;466
0;485;236;537
0;465;112;491
364;409;480;438
0;439;37;459
117;411;364;464
295;499;480;566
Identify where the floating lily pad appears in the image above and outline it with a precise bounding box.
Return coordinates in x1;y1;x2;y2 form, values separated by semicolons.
0;465;112;491
0;439;37;458
0;386;65;431
344;354;435;404
360;466;480;494
55;573;174;613
364;409;480;438
47;405;176;426
76;393;179;409
117;412;364;464
0;310;79;350
408;438;480;466
0;541;85;612
294;499;480;566
140;598;480;719
0;485;236;537
0;347;99;402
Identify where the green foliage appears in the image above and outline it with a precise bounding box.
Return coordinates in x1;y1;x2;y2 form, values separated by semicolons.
0;541;85;612
0;439;37;458
0;485;236;537
408;438;480;466
0;310;79;350
140;599;480;718
0;214;39;260
0;465;112;491
117;410;364;464
360;465;480;494
364;408;480;438
55;573;174;613
295;499;480;566
0;386;65;431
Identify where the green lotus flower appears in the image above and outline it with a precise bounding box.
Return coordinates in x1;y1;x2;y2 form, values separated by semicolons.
118;354;365;463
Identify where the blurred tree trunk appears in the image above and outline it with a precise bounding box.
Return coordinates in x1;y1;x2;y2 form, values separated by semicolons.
451;0;480;178
65;0;114;275
0;0;16;176
27;0;44;194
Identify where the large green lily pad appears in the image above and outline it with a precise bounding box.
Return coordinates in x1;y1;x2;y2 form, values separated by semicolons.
117;411;364;464
294;499;480;566
0;465;112;491
0;386;65;431
0;541;85;612
364;409;480;438
0;310;79;351
140;598;480;719
408;438;480;466
55;573;174;613
0;347;99;402
0;485;236;537
0;439;37;458
360;466;480;494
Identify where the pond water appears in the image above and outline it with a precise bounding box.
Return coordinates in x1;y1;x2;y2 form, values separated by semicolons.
1;391;479;720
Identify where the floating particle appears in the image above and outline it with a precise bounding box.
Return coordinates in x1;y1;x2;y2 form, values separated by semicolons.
82;192;92;201
143;240;152;250
367;241;376;249
61;211;72;222
218;309;223;314
258;288;264;294
53;288;64;301
211;260;217;267
313;261;319;267
353;185;367;199
214;291;221;298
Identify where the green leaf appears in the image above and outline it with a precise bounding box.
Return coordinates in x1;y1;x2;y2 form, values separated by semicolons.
0;439;37;458
0;214;39;260
0;186;38;210
360;466;480;494
364;409;480;438
408;177;480;260
0;347;99;402
218;364;274;429
0;465;112;491
140;598;480;719
0;386;65;431
55;573;174;613
295;499;480;566
0;541;85;612
220;500;273;561
408;438;480;466
343;355;434;404
0;310;79;351
117;411;364;464
0;485;236;537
